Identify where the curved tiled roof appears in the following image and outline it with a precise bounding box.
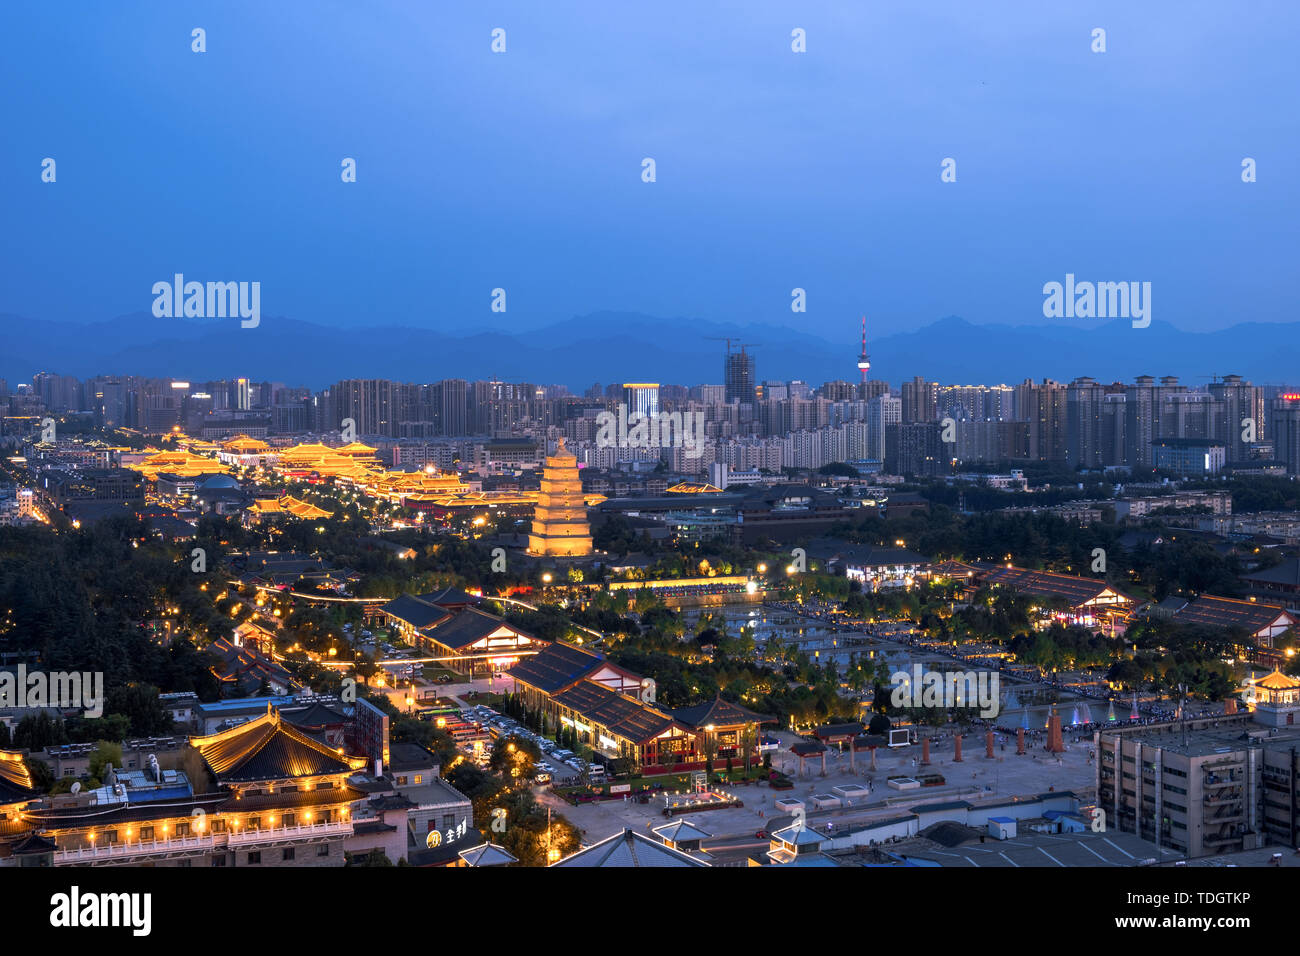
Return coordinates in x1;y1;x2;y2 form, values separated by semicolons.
1255;668;1300;691
0;751;36;805
192;711;362;783
670;695;772;730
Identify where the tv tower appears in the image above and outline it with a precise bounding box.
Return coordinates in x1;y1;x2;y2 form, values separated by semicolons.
857;315;870;385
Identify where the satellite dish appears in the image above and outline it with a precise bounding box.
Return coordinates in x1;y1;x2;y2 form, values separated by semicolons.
70;782;81;793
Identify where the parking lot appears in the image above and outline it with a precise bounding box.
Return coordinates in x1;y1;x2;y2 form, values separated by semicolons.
457;702;607;786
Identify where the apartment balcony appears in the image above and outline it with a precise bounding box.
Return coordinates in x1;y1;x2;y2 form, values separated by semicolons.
1204;790;1243;806
52;820;353;864
54;833;219;865
227;820;352;847
1202;776;1243;790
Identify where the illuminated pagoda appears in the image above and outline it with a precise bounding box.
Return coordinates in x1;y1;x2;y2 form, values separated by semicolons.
527;438;593;557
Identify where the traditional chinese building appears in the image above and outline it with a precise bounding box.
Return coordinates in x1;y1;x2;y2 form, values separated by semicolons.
244;494;333;524
380;592;544;677
509;641;650;710
669;694;771;766
0;709;368;867
976;564;1134;633
1245;668;1300;727
528;438;593;556
217;435;273;467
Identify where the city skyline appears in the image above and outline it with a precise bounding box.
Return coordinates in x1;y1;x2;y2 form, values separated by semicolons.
5;0;1300;905
6;311;1300;391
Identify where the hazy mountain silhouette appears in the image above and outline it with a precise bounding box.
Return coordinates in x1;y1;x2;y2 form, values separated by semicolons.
1;311;1296;390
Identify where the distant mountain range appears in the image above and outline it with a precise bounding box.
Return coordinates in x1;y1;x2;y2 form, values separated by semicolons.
2;310;1296;390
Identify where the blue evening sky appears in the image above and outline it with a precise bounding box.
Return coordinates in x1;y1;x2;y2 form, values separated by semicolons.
1;0;1295;342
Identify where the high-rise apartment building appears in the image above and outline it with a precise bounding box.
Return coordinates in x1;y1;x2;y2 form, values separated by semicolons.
724;349;756;404
1209;375;1265;463
334;379;395;436
1066;377;1107;468
900;376;939;424
867;393;901;462
1013;378;1067;463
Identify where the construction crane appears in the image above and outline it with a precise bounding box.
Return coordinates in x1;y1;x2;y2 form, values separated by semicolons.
705;336;760;355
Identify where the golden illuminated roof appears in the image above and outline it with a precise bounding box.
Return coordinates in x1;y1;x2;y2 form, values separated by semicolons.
248;495;333;519
368;470;467;496
191;709;364;782
0;750;35;801
274;442;382;479
403;489;606;508
222;435;271;453
127;448;230;479
1255;669;1300;691
666;481;723;494
279;443;335;456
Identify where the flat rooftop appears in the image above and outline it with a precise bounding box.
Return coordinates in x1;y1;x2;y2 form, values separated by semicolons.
1100;720;1300;758
878;828;1179;868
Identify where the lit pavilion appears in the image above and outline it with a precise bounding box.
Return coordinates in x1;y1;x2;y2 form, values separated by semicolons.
1245;668;1300;728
